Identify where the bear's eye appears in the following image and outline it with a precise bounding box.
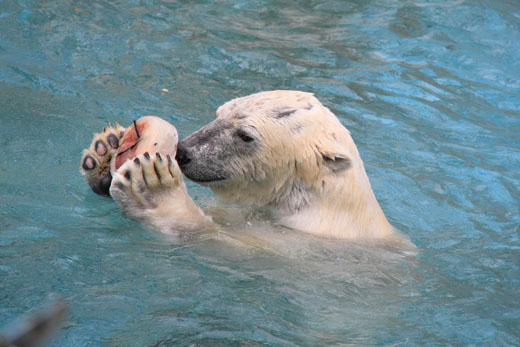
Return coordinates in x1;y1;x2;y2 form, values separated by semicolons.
237;131;254;143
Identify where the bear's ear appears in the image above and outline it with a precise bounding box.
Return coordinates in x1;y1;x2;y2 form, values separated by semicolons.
321;152;352;173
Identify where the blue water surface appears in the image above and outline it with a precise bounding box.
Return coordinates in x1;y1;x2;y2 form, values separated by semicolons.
1;0;519;345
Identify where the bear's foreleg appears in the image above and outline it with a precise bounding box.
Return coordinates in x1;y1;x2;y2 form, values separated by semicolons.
110;152;215;234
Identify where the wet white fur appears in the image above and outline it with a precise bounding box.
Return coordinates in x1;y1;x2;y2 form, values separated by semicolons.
210;90;394;238
110;92;395;239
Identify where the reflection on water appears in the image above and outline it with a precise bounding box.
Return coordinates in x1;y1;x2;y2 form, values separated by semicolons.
0;0;519;345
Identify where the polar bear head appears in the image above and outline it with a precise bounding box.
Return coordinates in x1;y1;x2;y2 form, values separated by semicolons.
178;91;374;217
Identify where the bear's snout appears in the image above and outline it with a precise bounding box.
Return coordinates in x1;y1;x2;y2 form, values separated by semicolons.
174;135;230;184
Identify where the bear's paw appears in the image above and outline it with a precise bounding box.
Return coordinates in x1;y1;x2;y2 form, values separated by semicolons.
80;123;126;196
109;152;211;233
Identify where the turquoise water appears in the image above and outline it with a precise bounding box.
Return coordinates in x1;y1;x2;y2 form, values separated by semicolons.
1;0;519;345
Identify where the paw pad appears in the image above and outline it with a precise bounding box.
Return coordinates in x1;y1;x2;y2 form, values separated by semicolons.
95;140;107;156
107;133;120;149
82;155;96;170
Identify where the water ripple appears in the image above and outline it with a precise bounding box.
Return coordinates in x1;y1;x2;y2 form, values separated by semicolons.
1;0;519;345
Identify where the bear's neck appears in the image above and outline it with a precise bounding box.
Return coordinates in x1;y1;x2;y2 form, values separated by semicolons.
272;167;394;239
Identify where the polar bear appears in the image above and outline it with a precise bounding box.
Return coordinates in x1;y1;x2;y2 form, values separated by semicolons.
81;91;395;239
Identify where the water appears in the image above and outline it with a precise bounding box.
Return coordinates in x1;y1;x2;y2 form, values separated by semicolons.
1;0;519;345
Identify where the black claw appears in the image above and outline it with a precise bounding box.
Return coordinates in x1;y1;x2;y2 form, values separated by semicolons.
94;140;107;156
82;155;96;170
144;152;150;160
120;131;125;138
134;157;140;166
156;153;162;161
124;171;131;180
107;133;119;149
167;155;172;164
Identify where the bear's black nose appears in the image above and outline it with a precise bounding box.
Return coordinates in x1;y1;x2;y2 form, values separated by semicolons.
175;143;191;166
